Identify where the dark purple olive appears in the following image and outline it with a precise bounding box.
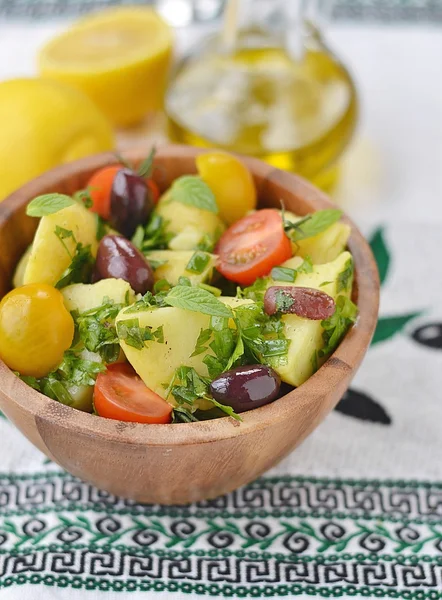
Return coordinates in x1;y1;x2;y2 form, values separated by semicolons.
110;168;154;238
210;365;281;413
93;234;154;294
264;286;335;320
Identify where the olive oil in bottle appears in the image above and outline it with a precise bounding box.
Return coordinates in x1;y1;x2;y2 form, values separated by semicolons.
166;22;357;192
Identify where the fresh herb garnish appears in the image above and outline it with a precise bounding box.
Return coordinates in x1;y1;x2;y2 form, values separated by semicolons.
73;298;129;363
26;193;74;217
270;266;297;282
298;256;314;273
191;328;212;357
185;251;211;274
73;189;93;209
55;243;95;289
57;351;105;387
337;258;354;293
164;286;233;318
284;209;342;242
137;146;156;178
172;406;200;423
319;295;358;357
170;175;218;214
239;277;269;303
132;214;173;252
274;290;295;312
319;281;333;288
196;232;217;252
117;318;164;350
166;366;241;421
270;256;313;283
96;216;108;242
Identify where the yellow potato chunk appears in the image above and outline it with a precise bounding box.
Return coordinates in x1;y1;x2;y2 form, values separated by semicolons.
23;202;98;286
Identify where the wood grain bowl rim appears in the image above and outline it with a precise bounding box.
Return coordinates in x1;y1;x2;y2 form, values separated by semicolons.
0;145;380;447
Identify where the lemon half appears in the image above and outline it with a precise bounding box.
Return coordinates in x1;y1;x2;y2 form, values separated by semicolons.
38;7;173;126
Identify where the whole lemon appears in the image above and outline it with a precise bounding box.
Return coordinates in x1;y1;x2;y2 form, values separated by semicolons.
0;78;115;201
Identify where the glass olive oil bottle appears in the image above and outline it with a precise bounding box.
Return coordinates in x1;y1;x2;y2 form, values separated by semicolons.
166;19;357;192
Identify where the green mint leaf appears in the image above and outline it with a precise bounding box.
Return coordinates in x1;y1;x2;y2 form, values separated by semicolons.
185;251;211;274
319;281;333;287
55;243;94;289
285;209;342;242
170;175;218;213
369;227;390;286
319;295;358;357
191;328;212;357
271;266;297;282
137;146;156;178
164;286;232;318
337;257;354;293
26;193;74;217
117;318;155;350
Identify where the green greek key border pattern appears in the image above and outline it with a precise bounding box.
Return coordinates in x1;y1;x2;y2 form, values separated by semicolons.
2;474;442;594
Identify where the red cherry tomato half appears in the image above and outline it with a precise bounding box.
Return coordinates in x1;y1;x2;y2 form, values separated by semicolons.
215;209;292;286
94;363;172;424
87;164;122;220
146;179;160;204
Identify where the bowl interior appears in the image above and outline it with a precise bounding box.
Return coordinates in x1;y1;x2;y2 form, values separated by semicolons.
0;145;379;447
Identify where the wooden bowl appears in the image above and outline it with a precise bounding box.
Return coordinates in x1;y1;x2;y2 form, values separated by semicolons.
0;145;379;504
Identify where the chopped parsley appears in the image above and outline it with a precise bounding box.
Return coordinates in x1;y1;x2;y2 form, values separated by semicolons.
274;290;295;312
53;226;94;289
117;318;164;350
185;251;211;274
132;213;173;252
319;295;358;357
166;366;240;421
337;258;354;293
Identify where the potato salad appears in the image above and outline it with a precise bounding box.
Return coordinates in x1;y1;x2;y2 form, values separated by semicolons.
0;150;358;424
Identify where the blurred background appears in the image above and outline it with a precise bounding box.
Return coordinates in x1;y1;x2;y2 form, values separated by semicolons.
0;0;441;231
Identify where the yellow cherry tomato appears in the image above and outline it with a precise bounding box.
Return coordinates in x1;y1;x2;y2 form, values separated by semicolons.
0;284;74;378
196;151;257;225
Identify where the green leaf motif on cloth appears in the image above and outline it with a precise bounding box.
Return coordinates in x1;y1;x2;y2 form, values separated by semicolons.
372;312;422;345
369;226;390;285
